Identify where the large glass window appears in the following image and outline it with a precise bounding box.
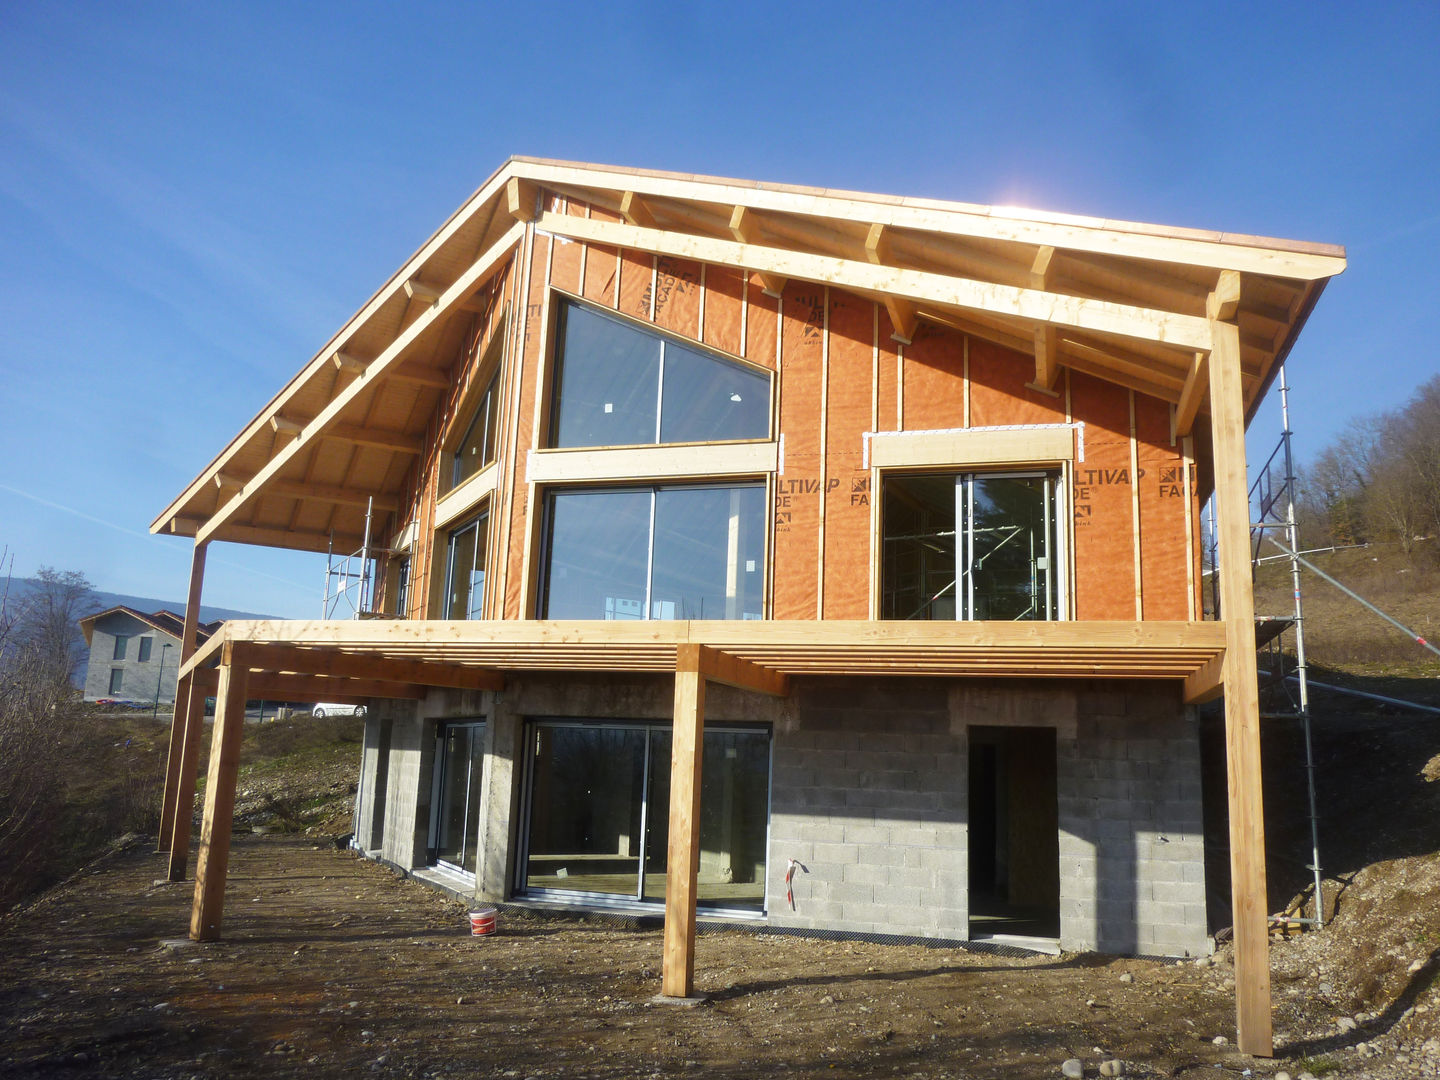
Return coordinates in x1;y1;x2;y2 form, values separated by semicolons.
429;720;486;876
882;471;1064;621
549;299;771;448
521;721;770;912
451;369;501;489
137;637;153;663
112;636;128;661
443;511;488;620
540;483;765;620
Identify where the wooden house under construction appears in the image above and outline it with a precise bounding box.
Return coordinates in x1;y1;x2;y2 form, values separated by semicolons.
151;158;1346;1055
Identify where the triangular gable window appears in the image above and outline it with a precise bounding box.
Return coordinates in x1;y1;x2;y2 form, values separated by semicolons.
548;299;771;448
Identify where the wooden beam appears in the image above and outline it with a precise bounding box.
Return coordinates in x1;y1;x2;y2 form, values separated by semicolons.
728;206;786;297
864;224;917;343
1207;269;1242;322
512;159;1348;280
324;424;423;454
404;280;442;306
245;671;426;701
246;643;505;691
662;645;706;998
214;524;365;555
506;176;538;222
1209;317;1273;1056
192;221;523;547
389;361;451;389
214;473;243;492
1030;245;1056;288
189;642;251;941
694;644;788;697
264;481;399;512
1182;649;1226;704
158;541;207;857
620;190;659;229
542;211;1213;351
269;415;303;438
1175;352;1210;437
332;350;368;375
1029;324;1061;396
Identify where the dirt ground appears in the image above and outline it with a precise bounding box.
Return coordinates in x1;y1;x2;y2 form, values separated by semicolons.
2;833;1436;1080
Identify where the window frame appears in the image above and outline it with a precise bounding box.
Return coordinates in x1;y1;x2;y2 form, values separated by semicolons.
112;635;128;661
535;479;769;622
108;668;125;695
515;717;772;916
137;637;153;663
426;718;487;878
542;293;776;452
439;506;490;620
878;466;1071;622
438;315;507;499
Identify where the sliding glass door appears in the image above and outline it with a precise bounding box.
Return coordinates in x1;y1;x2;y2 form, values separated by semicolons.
429;721;486;876
521;721;770;912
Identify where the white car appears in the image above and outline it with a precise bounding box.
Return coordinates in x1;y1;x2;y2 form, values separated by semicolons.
311;703;367;719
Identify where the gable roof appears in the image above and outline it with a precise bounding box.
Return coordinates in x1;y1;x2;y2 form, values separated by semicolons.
78;606;220;648
151;157;1346;555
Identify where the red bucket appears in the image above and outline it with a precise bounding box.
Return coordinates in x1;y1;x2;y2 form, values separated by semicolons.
468;906;497;936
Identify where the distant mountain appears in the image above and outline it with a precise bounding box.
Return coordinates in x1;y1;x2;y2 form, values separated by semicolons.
76;587;276;626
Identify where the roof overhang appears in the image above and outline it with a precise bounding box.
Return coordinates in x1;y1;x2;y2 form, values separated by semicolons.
153;157;1346;554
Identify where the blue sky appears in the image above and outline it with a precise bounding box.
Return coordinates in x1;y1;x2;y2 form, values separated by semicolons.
2;2;1436;618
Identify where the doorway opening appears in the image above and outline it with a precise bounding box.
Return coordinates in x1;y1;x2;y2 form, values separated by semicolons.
968;725;1060;941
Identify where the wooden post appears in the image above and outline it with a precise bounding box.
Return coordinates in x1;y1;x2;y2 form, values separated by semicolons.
189;642;250;942
158;541;208;853
1208;317;1273;1056
661;644;706;998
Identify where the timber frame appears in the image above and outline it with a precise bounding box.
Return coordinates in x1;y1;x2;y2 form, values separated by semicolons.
151;159;1345;1057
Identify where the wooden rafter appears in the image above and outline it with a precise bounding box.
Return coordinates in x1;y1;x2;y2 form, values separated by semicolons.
540;212;1214;351
264;481;399;512
727;206;786;297
512;159;1347;280
189;219;522;547
619;190;659;229
865;224;918;343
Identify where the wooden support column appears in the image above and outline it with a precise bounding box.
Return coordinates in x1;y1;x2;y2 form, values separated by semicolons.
157;541;207;855
662;644;706;999
189;642;251;942
1209;316;1273;1057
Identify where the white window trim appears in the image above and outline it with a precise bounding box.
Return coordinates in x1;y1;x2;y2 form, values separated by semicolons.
528;440;779;484
434;461;498;531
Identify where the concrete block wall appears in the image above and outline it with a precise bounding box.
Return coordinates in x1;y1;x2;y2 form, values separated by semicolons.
1057;683;1209;957
82;612;181;702
769;679;968;939
356;672;1209;958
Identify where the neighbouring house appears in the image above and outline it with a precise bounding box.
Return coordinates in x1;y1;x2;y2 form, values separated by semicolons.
78;606;218;704
150;158;1345;1055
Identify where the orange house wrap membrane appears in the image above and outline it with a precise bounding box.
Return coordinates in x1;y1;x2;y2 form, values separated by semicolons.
384;232;1206;626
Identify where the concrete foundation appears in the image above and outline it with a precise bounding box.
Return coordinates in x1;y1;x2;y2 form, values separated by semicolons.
352;674;1210;958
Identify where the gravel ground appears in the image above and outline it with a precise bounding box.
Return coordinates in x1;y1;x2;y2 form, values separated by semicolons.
3;832;1436;1079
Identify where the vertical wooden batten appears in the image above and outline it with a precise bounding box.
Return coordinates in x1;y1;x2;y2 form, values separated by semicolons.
189;641;252;942
157;540;208;856
1209;315;1273;1057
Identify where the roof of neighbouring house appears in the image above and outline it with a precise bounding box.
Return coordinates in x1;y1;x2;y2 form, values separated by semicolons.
78;606;222;648
151;157;1347;555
